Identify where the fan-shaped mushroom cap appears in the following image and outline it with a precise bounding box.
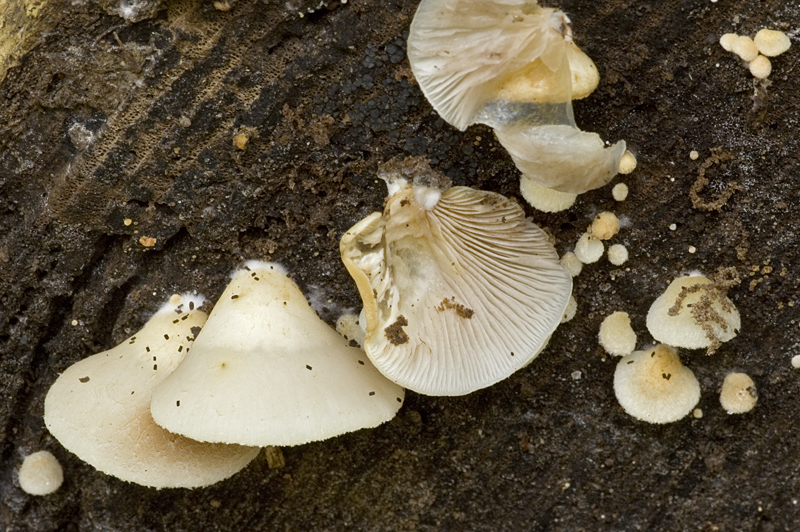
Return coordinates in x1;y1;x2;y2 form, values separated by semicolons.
339;160;572;396
494;124;626;194
408;0;598;130
614;345;700;424
44;295;259;489
407;0;625;194
646;274;740;350
150;262;404;447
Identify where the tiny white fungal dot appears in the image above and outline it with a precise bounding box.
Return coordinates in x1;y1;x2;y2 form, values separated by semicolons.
571;370;582;380
612;183;628;201
607;244;629;266
18;451;63;496
669;223;677;231
689;150;699;160
71;320;78;326
618;151;637;174
692;408;703;419
688;246;697;254
791;355;800;369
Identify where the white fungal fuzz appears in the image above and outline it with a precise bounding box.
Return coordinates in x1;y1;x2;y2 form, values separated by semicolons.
607;243;629;266
336;312;365;347
598;311;636;357
574;232;604;264
719;373;757;414
18;451;63;496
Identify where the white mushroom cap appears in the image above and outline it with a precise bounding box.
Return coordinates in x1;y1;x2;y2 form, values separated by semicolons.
44;295;259;489
18;451;63;495
646;274;740;351
749;55;772;79
560;251;583;277
574;232;604;264
340;162;572;396
719;372;757;414
607;243;629;266
732;36;759;62
598;311;636;357
754;29;791;57
719;33;738;52
614;345;700;424
407;0;597;130
618;150;637;174
590;211;620;240
519;177;576;212
150;263;405;446
612;183;629;201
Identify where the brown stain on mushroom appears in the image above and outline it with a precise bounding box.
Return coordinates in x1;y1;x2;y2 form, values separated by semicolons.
384;315;410;345
436;297;474;319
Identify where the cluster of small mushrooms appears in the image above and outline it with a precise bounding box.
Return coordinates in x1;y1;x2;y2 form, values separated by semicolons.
24;0;764;493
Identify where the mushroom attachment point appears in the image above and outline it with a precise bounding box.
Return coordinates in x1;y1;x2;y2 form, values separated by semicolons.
614;345;700;424
340;158;572;396
44;294;260;489
407;0;625;196
150;262;404;447
646;269;741;355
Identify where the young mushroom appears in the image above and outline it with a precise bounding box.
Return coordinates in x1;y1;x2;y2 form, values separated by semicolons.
614;345;701;424
719;372;757;414
407;0;626;207
18;451;63;496
150;262;405;447
44;295;260;489
339;157;572;396
646;268;741;355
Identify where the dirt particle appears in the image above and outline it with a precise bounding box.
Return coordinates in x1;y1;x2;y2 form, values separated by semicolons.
385;315;410;345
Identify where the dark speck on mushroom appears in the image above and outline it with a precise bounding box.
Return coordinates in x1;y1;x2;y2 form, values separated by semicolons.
663;373;671;380
306;365;313;370
172;319;179;324
369;391;376;396
153;364;158;370
79;376;90;383
189;301;195;310
146;346;150;352
164;334;170;340
358;360;365;365
231;295;239;300
396;397;402;402
385;315;410;345
176;401;180;407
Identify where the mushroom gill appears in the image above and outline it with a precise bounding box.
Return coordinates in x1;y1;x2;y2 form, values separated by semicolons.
340;158;572;396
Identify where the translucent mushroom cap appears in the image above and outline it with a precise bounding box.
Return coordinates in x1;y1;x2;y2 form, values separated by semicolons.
614;345;701;424
150;262;405;447
646;274;740;351
408;0;598;131
339;159;572;396
44;295;259;489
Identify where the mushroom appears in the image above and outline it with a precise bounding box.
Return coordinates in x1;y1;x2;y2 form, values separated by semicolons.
407;0;626;197
573;232;603;264
150;262;405;447
607;243;629;266
614;345;700;424
753;29;791;57
18;451;63;495
719;372;757;414
339;157;572;396
646;269;740;355
44;295;260;489
749;55;772;79
590;211;620;240
598;311;636;357
732;36;759;62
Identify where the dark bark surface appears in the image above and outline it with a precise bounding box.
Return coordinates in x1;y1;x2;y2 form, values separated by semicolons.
2;0;799;530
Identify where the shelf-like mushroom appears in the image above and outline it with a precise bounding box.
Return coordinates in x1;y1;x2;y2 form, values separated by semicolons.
150;262;404;447
340;158;572;396
407;0;625;200
44;295;259;489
